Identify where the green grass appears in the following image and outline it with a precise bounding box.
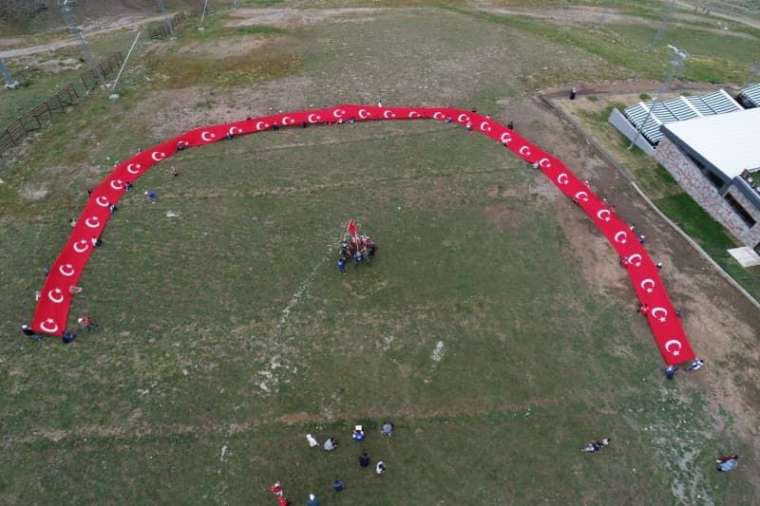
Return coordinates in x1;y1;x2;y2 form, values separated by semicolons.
444;6;756;83
655;193;760;297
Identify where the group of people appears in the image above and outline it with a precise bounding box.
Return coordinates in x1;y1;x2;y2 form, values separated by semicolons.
272;422;395;505
20;314;96;344
336;220;376;273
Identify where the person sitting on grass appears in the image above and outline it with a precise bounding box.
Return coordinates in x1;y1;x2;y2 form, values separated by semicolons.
352;425;365;442
323;437;337;452
77;315;97;330
581;438;610;453
716;455;739;472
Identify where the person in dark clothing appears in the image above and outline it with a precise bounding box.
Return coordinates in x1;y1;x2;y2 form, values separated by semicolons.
20;324;35;337
570;87;577;100
337;258;346;273
125;182;134;192
359;451;370;468
665;365;677;380
507;121;514;130
62;330;77;344
331;480;345;492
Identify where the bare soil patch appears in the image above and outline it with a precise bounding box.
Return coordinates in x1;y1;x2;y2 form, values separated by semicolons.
177;36;290;58
131;77;314;139
225;7;384;28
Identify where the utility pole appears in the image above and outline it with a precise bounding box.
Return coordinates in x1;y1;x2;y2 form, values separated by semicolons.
155;0;174;37
650;0;677;49
1;58;20;89
199;0;210;30
629;45;689;150
59;0;106;86
109;31;142;99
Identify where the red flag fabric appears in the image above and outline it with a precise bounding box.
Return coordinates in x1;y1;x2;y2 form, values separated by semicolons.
346;219;358;238
28;104;696;366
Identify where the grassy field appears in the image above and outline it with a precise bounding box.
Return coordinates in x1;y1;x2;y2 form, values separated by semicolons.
1;2;759;505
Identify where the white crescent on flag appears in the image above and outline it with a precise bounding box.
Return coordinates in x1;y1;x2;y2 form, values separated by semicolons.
596;209;611;222
73;240;90;253
48;288;64;304
664;339;682;356
574;191;588;202
641;278;655;293
651;307;668;322
39;318;59;333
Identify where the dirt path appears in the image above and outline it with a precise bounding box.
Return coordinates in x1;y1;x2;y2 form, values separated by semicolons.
0;13;173;59
673;0;760;30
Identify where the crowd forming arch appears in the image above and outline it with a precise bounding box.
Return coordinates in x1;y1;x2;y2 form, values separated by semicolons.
31;104;695;365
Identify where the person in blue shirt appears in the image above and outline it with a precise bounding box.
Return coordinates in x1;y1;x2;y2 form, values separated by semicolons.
331;480;344;492
352;425;365;442
337;257;346;273
716;455;738;472
306;493;320;506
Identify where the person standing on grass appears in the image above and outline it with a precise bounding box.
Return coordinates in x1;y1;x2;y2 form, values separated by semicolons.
337;257;346;273
381;422;394;437
359;451;370;468
665;365;677;380
62;330;76;344
306;493;320;506
145;190;157;204
331;479;345;492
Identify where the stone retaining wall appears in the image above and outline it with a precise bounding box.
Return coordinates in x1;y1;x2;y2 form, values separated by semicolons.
655;137;760;250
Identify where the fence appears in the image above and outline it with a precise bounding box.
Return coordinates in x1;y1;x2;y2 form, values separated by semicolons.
0;52;122;156
149;12;189;40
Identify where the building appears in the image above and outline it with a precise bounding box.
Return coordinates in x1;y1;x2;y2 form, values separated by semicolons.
739;83;760;108
608;89;743;155
654;107;760;252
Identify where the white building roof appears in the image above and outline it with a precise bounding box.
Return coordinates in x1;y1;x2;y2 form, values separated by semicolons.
662;107;760;179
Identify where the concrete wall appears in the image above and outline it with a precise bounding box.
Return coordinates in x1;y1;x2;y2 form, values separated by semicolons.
655;137;760;250
608;108;656;156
